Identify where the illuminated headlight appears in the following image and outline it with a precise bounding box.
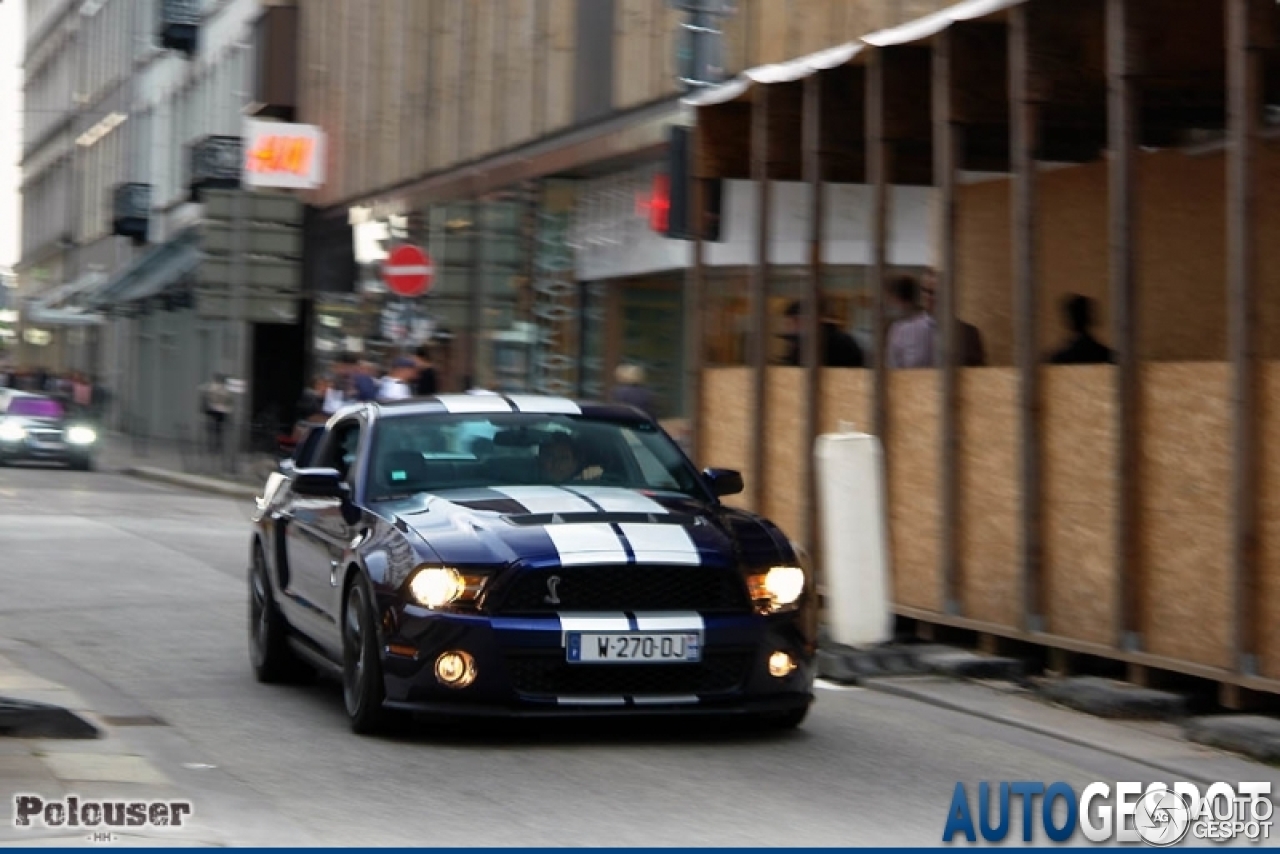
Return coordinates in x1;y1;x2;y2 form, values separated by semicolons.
67;426;97;445
0;422;25;442
406;567;488;610
747;566;807;614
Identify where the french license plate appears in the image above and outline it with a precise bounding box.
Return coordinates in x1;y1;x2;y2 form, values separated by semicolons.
566;632;702;664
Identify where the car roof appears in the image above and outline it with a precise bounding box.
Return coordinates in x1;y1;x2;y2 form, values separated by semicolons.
333;394;650;423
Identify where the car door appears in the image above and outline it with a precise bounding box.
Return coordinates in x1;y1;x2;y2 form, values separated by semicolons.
285;416;364;657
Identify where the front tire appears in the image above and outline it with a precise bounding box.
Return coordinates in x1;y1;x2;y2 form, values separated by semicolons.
342;576;391;735
70;456;92;471
249;544;305;683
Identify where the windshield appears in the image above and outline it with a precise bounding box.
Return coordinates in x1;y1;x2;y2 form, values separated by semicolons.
367;413;705;501
6;397;64;418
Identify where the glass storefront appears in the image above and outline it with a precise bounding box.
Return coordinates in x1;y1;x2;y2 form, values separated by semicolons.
320;174;693;419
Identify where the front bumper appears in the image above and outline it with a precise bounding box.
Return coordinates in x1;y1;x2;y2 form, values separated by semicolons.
379;608;815;717
0;438;91;464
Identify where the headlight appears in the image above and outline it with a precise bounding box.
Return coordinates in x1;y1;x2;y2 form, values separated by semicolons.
747;566;807;614
67;426;97;445
0;422;25;442
406;567;489;610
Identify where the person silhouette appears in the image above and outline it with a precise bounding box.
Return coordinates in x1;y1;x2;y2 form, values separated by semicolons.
1047;294;1115;365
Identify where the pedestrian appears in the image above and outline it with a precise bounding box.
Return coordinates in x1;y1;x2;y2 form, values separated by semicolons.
378;357;418;402
413;344;439;396
610;363;658;419
199;374;233;453
1046;294;1115;364
777;300;865;367
885;275;936;369
921;269;987;367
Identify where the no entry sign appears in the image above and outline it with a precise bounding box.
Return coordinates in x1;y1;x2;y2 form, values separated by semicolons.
383;244;434;297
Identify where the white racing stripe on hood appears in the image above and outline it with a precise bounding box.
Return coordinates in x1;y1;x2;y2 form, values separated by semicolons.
564;486;669;514
545;523;629;565
505;395;582;414
618;522;701;564
436;394;513;414
493;485;597;515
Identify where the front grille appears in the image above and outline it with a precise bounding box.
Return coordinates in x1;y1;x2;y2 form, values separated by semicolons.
505;650;754;697
490;565;751;614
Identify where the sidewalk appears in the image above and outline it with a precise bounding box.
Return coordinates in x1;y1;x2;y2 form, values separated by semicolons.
96;432;273;499
0;639;225;847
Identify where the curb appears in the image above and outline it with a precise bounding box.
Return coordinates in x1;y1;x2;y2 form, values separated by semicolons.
0;698;100;740
120;466;260;499
860;678;1230;790
1184;715;1280;765
816;641;1024;685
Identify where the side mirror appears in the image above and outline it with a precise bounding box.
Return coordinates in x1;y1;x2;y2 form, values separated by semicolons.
703;468;744;498
292;467;349;499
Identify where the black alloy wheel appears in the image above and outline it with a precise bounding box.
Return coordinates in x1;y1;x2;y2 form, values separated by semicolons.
342;577;391;735
248;545;304;683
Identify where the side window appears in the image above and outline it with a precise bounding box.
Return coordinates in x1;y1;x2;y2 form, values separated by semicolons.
315;420;362;482
294;426;324;468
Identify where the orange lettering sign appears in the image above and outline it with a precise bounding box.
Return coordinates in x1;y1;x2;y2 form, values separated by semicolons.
247;135;315;177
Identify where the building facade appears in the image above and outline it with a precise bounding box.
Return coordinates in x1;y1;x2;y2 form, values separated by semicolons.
18;0;310;448
294;0;954;425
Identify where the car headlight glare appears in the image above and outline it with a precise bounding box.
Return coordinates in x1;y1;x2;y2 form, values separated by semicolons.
408;567;466;609
747;566;807;614
406;567;489;610
0;423;25;442
67;426;97;445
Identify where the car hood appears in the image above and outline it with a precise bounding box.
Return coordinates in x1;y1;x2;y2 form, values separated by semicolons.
378;484;786;569
2;415;64;430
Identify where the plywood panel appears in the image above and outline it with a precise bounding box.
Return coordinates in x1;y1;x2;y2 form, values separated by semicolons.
1043;366;1117;647
819;368;873;435
887;370;942;612
764;368;806;544
701;368;754;512
959;369;1020;628
955;147;1280;368
1140;363;1232;670
1261;362;1280;679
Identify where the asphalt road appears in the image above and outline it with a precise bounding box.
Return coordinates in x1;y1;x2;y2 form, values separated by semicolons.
0;466;1263;846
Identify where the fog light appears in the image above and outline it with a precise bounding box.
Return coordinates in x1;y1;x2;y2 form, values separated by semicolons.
434;651;477;688
768;651;797;678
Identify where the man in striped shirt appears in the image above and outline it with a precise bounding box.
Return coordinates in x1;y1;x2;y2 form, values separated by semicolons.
886;275;936;369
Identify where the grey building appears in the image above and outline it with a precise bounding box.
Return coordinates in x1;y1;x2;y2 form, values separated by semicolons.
18;0;308;449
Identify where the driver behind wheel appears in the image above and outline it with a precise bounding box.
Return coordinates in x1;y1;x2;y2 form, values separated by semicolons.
537;433;603;484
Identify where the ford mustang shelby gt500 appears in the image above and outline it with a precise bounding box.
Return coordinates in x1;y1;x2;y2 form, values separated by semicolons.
249;394;815;733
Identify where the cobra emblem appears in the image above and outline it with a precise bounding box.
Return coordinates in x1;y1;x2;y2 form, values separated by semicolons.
544;575;562;605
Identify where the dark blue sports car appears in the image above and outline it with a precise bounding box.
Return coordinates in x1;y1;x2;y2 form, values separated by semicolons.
249;394;815;734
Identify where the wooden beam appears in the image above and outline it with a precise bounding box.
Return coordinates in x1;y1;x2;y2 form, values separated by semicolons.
1107;0;1143;652
803;73;823;567
1010;4;1044;634
749;83;771;513
1226;0;1269;676
934;29;962;616
867;50;890;445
